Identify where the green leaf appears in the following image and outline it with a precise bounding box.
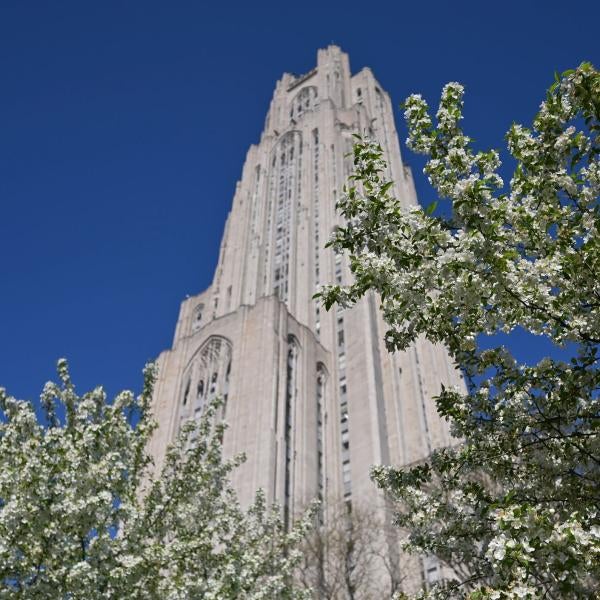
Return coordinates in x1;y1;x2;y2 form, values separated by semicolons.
381;181;394;195
425;201;438;215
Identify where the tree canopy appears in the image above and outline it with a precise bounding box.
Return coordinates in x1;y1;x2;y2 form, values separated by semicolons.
0;360;312;599
319;64;600;598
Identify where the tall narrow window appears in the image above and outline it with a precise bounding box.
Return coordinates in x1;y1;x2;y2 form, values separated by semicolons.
192;303;205;332
313;128;321;336
182;379;190;406
283;335;298;530
316;363;327;522
336;303;351;499
269;131;302;304
250;166;261;240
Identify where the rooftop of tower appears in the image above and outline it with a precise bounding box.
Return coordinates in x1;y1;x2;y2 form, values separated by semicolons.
287;68;317;92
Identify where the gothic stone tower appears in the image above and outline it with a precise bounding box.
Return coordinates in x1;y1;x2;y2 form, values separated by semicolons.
149;46;464;583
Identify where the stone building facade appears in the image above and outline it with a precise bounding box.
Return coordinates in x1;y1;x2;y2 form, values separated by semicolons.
148;46;465;593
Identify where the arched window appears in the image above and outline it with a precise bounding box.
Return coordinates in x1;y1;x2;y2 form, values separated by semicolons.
289;86;318;119
180;336;233;419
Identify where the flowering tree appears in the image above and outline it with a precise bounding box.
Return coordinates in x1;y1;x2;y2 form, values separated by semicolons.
0;360;312;599
318;64;600;598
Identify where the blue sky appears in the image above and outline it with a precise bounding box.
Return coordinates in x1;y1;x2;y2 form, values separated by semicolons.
1;0;598;402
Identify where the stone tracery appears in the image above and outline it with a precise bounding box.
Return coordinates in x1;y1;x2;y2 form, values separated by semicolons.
180;335;233;421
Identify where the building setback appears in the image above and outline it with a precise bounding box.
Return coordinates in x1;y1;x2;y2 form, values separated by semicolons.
149;45;465;591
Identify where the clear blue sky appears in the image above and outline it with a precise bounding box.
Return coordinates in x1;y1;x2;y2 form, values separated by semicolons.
1;0;598;402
